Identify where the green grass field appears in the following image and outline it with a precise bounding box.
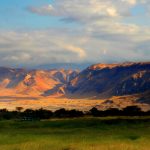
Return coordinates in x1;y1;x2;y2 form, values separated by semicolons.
0;117;150;150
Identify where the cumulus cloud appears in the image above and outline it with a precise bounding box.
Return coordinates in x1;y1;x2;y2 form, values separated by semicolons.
0;0;149;67
0;23;149;67
56;42;86;58
0;29;87;67
3;53;31;62
28;0;139;22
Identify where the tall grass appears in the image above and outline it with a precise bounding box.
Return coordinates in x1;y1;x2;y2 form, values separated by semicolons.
0;118;150;150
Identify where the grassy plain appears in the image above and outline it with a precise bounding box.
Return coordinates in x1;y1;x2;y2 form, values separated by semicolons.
0;117;150;150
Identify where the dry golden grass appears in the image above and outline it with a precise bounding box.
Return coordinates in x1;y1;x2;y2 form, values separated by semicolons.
0;93;149;111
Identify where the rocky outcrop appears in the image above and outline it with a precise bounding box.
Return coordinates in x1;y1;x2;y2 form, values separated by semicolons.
66;62;150;99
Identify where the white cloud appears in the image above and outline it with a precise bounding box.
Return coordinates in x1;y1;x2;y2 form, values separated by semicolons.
3;53;31;62
124;0;137;5
0;29;87;67
28;0;138;22
56;42;86;58
0;0;149;67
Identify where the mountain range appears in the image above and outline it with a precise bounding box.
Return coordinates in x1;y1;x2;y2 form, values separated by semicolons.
66;62;150;99
0;62;149;110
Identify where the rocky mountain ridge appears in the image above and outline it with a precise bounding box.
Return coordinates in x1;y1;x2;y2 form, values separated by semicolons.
0;62;149;104
66;62;150;99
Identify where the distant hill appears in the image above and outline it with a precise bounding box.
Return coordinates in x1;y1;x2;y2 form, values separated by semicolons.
66;62;150;99
0;67;78;96
0;62;149;109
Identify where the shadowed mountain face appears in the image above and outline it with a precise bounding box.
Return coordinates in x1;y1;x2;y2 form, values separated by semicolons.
0;62;149;102
66;62;150;99
0;67;27;88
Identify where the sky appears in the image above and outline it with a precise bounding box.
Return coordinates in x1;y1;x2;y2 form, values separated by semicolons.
0;0;150;68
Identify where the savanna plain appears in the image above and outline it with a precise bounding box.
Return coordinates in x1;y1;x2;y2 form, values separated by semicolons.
0;117;150;150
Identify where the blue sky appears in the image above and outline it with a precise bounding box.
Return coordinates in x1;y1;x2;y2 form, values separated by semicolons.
0;0;149;67
0;0;149;29
0;0;67;29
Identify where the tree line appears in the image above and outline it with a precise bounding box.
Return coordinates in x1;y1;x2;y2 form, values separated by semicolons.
0;106;150;120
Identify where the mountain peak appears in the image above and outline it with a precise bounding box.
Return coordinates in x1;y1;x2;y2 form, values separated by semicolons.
88;62;150;70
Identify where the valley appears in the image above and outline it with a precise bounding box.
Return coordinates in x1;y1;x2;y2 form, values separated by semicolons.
0;62;149;111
